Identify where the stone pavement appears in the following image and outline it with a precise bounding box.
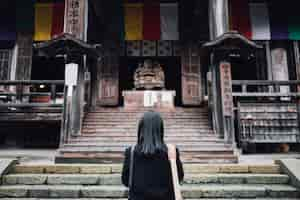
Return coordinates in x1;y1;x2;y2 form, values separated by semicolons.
1;148;300;164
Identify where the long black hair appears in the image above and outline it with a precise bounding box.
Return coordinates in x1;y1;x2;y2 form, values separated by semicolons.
136;111;167;156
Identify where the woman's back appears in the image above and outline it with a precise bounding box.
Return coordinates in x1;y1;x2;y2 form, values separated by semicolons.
121;111;184;200
122;146;184;200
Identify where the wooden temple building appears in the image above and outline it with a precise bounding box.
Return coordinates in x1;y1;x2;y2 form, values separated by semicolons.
0;0;300;163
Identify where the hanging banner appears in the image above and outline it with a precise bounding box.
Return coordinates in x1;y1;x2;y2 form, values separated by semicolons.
143;2;160;40
160;3;179;40
64;0;87;40
0;1;16;43
249;3;271;40
51;3;65;38
16;0;34;32
34;3;53;41
124;3;143;40
269;3;289;40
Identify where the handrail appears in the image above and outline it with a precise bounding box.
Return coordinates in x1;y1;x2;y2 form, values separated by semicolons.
232;80;300;85
0;80;65;107
232;80;300;98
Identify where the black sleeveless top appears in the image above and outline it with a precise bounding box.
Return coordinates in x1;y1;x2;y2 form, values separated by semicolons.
121;146;184;200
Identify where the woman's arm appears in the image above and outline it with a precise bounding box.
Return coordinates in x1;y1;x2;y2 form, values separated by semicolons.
176;148;184;183
121;147;131;187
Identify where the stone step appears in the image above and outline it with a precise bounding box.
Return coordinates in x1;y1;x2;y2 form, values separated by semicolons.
2;174;290;186
62;142;233;148
83;117;209;121
80;133;218;137
69;137;224;143
56;152;238;164
82;123;211;127
1;198;299;200
81;130;215;134
82;128;212;132
56;153;238;164
11;164;281;174
90;107;208;114
0;184;298;198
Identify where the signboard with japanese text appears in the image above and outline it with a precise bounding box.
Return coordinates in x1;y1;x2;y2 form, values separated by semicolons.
64;0;86;40
220;62;233;117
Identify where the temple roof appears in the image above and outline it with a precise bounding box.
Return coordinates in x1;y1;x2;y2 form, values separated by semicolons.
202;31;262;51
33;33;101;58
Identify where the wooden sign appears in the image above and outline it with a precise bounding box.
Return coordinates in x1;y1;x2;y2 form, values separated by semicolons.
64;0;86;40
220;62;233;117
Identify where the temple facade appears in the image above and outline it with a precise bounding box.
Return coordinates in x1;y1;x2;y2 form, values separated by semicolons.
0;0;300;161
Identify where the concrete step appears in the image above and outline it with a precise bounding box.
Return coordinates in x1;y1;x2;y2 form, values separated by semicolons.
2;174;290;186
11;164;281;174
0;184;298;198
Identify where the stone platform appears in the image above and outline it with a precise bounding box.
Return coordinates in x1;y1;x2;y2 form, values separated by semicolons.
122;90;175;109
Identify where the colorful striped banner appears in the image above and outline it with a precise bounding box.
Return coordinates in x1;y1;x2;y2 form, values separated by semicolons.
230;1;300;40
34;2;65;41
124;3;143;40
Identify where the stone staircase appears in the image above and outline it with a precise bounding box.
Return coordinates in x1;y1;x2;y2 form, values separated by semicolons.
0;163;299;199
56;107;238;163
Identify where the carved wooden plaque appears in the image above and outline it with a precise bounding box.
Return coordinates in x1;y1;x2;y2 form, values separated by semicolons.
64;0;86;39
181;44;202;105
220;62;233;117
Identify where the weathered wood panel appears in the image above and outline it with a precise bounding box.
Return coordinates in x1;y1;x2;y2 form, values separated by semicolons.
181;43;202;105
97;46;119;106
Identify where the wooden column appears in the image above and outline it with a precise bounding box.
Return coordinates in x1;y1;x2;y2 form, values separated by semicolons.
209;0;229;39
15;32;33;81
63;0;88;137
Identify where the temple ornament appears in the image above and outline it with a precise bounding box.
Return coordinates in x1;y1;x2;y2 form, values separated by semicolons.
134;59;165;90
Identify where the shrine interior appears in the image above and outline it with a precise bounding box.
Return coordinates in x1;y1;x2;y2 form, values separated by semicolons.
119;56;182;106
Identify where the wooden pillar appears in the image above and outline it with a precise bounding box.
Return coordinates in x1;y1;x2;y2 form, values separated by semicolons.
209;0;229;39
65;0;88;136
15;32;33;81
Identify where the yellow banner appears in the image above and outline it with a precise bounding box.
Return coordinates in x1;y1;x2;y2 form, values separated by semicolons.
34;3;53;41
124;3;143;40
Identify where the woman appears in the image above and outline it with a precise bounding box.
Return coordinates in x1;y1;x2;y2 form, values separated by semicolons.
122;111;184;200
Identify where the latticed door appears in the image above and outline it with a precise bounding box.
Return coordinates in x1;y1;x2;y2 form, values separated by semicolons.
97;48;119;106
181;43;202;105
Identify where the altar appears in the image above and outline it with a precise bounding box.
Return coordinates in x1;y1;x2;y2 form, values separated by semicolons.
123;90;176;109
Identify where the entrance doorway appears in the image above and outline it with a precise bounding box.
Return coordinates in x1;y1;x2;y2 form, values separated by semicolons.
119;57;182;106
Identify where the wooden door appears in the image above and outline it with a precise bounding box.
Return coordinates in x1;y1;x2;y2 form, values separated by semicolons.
97;48;119;106
181;43;202;105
